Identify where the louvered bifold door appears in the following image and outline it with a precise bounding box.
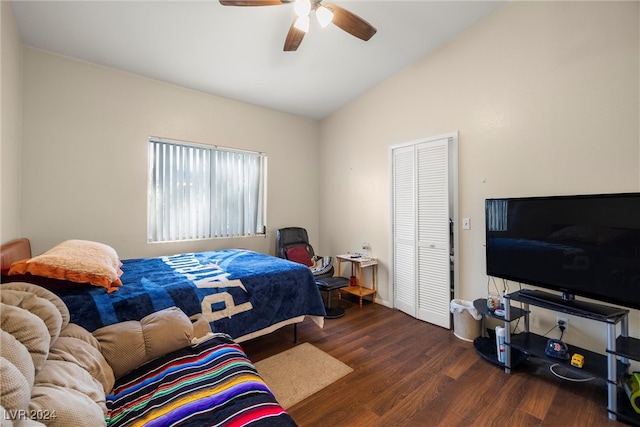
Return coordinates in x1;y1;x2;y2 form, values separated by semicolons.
392;145;416;317
416;139;451;328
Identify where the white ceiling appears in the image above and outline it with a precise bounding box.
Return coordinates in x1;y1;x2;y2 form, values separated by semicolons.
10;0;506;120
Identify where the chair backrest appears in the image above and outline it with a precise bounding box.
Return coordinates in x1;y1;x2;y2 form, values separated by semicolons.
275;227;316;259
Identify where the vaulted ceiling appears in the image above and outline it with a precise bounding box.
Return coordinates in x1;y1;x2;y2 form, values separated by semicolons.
11;1;506;120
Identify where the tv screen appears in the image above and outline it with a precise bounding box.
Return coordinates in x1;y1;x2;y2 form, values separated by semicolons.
485;192;640;309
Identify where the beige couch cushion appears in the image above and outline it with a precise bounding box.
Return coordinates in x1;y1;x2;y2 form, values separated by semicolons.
48;336;114;394
189;313;212;339
59;323;102;349
1;290;61;346
1;330;34;388
30;384;106;427
0;356;31;418
93;320;146;380
0;303;50;374
1;284;112;426
1;282;70;329
93;306;193;379
1;284;199;425
36;360;108;414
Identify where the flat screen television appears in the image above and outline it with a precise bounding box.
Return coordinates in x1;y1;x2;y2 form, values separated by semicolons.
485;192;640;310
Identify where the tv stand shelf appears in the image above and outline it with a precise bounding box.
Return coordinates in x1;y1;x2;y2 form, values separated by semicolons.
502;290;637;424
509;332;625;381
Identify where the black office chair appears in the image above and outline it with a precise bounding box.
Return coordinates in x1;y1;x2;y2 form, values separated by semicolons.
276;227;348;318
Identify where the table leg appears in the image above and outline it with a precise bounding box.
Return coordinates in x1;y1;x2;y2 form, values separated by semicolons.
358;264;364;307
372;265;377;301
337;259;342;300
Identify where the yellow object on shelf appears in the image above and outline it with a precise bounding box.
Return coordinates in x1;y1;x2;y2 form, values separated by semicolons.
623;372;640;414
570;353;584;368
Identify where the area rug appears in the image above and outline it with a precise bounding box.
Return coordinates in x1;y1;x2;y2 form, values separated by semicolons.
253;342;353;409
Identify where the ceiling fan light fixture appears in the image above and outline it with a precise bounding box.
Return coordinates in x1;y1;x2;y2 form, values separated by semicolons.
315;5;333;28
219;0;377;51
294;15;310;33
294;0;311;18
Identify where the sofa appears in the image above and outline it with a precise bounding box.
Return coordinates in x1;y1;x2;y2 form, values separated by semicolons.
1;282;295;426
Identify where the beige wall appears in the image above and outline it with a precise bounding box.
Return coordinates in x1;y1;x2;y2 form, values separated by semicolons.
320;1;639;351
20;49;321;258
0;1;23;243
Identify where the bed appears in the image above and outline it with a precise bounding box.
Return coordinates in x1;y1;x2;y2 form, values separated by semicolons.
1;238;326;342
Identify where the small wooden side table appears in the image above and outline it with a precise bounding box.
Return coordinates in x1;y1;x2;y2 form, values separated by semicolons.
336;254;378;308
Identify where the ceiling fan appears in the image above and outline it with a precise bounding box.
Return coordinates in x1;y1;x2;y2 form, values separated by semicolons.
219;0;377;51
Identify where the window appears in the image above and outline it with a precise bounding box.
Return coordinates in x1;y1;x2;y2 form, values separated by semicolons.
148;137;266;242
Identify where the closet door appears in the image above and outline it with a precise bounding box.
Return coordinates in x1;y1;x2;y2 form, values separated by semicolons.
391;135;453;330
416;139;450;328
392;145;416;317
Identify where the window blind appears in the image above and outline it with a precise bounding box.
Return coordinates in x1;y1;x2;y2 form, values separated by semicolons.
148;138;266;242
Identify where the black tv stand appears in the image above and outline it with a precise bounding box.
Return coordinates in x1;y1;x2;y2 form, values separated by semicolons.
516;289;628;320
502;289;636;423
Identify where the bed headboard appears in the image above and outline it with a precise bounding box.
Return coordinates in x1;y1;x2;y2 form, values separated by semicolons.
1;238;32;270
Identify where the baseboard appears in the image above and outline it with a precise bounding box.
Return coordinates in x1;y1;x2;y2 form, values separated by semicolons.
374;297;392;308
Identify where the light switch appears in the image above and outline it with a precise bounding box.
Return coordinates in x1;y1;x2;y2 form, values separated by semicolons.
462;218;470;230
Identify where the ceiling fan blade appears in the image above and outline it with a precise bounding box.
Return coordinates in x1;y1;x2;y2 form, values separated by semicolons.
283;18;305;51
219;0;290;6
325;3;377;41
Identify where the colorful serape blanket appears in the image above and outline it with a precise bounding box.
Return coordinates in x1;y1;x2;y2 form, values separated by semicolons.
55;249;326;338
106;334;297;427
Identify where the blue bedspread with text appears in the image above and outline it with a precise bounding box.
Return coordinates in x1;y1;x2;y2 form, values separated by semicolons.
55;249;326;339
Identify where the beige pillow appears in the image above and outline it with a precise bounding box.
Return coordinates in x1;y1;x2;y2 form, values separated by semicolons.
93;307;193;379
8;240;123;292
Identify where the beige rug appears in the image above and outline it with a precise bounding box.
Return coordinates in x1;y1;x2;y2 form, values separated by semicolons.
254;342;353;409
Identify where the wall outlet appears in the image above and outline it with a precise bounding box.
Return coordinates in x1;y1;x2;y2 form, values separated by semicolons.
462;218;470;230
556;316;569;331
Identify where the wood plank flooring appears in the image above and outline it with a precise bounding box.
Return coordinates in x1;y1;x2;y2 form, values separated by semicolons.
241;296;627;427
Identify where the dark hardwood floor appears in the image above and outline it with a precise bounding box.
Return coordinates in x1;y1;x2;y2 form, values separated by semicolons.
241;294;629;427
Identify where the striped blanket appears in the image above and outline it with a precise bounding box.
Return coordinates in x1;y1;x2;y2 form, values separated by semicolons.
106;334;296;427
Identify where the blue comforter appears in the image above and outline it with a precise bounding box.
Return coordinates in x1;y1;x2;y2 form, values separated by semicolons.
55;249;326;338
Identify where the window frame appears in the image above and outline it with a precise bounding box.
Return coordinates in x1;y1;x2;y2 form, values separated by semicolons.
147;136;267;243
